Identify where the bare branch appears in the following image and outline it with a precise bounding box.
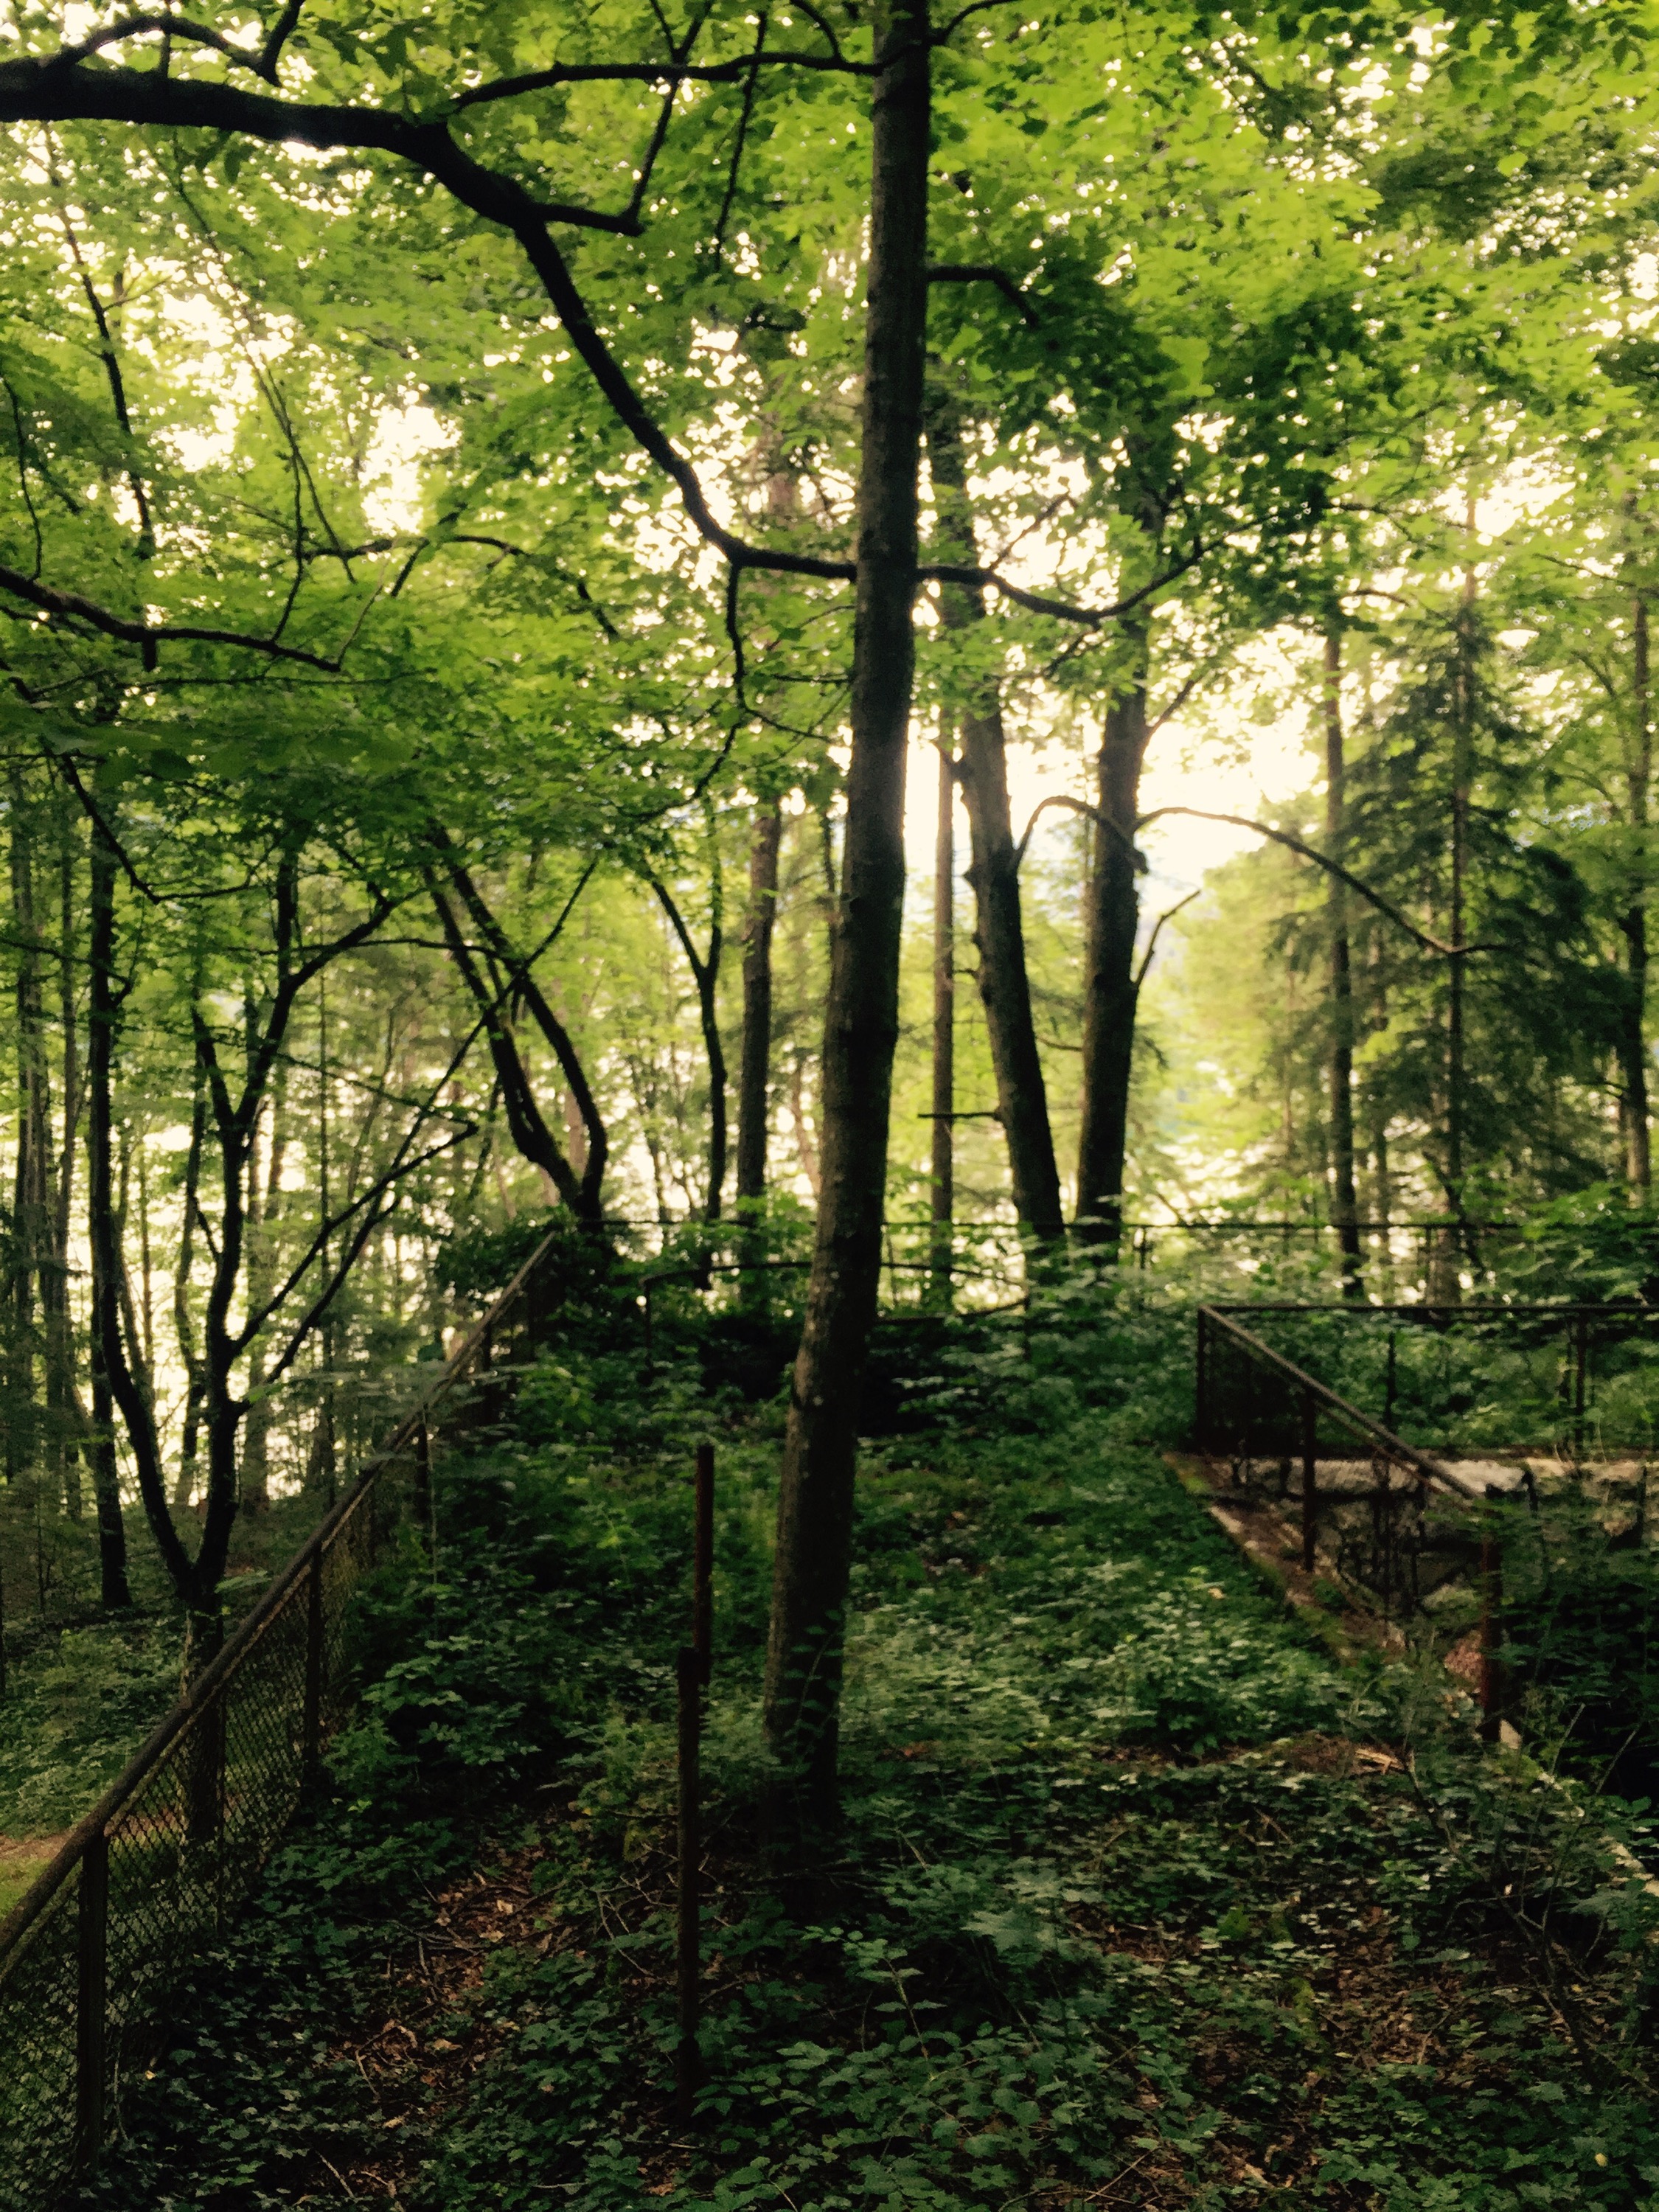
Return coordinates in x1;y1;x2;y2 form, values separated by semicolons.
245;1121;475;1360
1134;808;1490;960
1014;793;1142;873
927;262;1038;327
449;52;877;111
45;14;258;74
711;9;768;261
526;201;645;234
1133;888;1200;990
921;548;1204;627
257;0;305;83
0;560;356;671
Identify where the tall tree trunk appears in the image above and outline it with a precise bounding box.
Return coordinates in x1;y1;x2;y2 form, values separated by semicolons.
240;1063;288;1514
1324;630;1363;1298
1621;591;1652;1195
1076;644;1150;1242
763;0;931;1834
931;734;955;1307
646;874;727;1224
1369;1095;1395;1301
86;819;145;1613
49;802;83;1516
736;801;783;1211
8;767;49;1478
171;1043;208;1512
924;398;1062;1239
1436;603;1475;1302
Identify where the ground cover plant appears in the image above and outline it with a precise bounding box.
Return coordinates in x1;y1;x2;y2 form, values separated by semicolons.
69;1315;1659;2212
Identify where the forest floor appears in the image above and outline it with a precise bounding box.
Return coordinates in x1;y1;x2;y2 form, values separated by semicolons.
59;1386;1659;2212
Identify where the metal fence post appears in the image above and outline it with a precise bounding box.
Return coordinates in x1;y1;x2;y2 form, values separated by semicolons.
1573;1312;1588;1459
1300;1387;1318;1575
1194;1310;1209;1452
675;1644;702;2123
76;1829;108;2166
302;1551;324;1792
693;1443;714;1684
1479;1528;1504;1744
1384;1329;1397;1434
413;1418;433;1561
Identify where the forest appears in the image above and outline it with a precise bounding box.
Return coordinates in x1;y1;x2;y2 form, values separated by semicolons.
5;0;1659;2207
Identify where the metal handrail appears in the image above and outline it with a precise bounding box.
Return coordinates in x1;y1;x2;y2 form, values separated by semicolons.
1206;1301;1658;1317
1197;1306;1458;1494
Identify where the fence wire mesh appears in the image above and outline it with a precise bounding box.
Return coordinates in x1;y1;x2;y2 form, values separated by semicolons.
0;1234;552;2211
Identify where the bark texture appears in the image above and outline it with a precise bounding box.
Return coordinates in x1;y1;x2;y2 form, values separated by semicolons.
1324;630;1363;1298
1621;592;1652;1194
736;801;783;1208
1434;605;1475;1303
925;400;1062;1239
763;0;931;1830
931;736;954;1303
1076;650;1149;1240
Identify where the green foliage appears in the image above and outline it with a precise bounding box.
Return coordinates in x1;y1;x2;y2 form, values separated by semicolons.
0;1618;178;1840
68;1335;1659;2212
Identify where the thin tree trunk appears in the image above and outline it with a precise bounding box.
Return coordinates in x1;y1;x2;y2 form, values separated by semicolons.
925;397;1062;1239
763;0;931;1836
736;801;782;1210
86;818;147;1613
647;872;728;1225
788;1057;820;1199
1324;630;1362;1298
240;1061;288;1514
1621;591;1652;1194
49;798;81;1514
1437;602;1474;1302
307;973;338;1506
931;733;954;1306
172;1039;207;1512
1076;644;1150;1242
9;767;49;1478
1369;1099;1394;1301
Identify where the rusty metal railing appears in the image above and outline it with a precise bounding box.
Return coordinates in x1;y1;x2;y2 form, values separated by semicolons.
0;1231;560;2211
1194;1307;1520;1717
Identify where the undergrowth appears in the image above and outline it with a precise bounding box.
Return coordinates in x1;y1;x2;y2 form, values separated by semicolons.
69;1358;1659;2212
0;1617;178;1848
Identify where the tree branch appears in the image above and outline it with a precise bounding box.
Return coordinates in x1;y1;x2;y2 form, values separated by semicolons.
0;52;1183;627
919;547;1203;625
1133;888;1200;990
448;52;878;111
0;560;357;671
926;262;1038;327
246;1121;476;1363
46;14;260;74
1014;793;1144;872
1133;807;1490;960
257;0;305;83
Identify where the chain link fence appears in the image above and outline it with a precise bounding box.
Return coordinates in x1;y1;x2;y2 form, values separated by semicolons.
0;1232;557;2211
